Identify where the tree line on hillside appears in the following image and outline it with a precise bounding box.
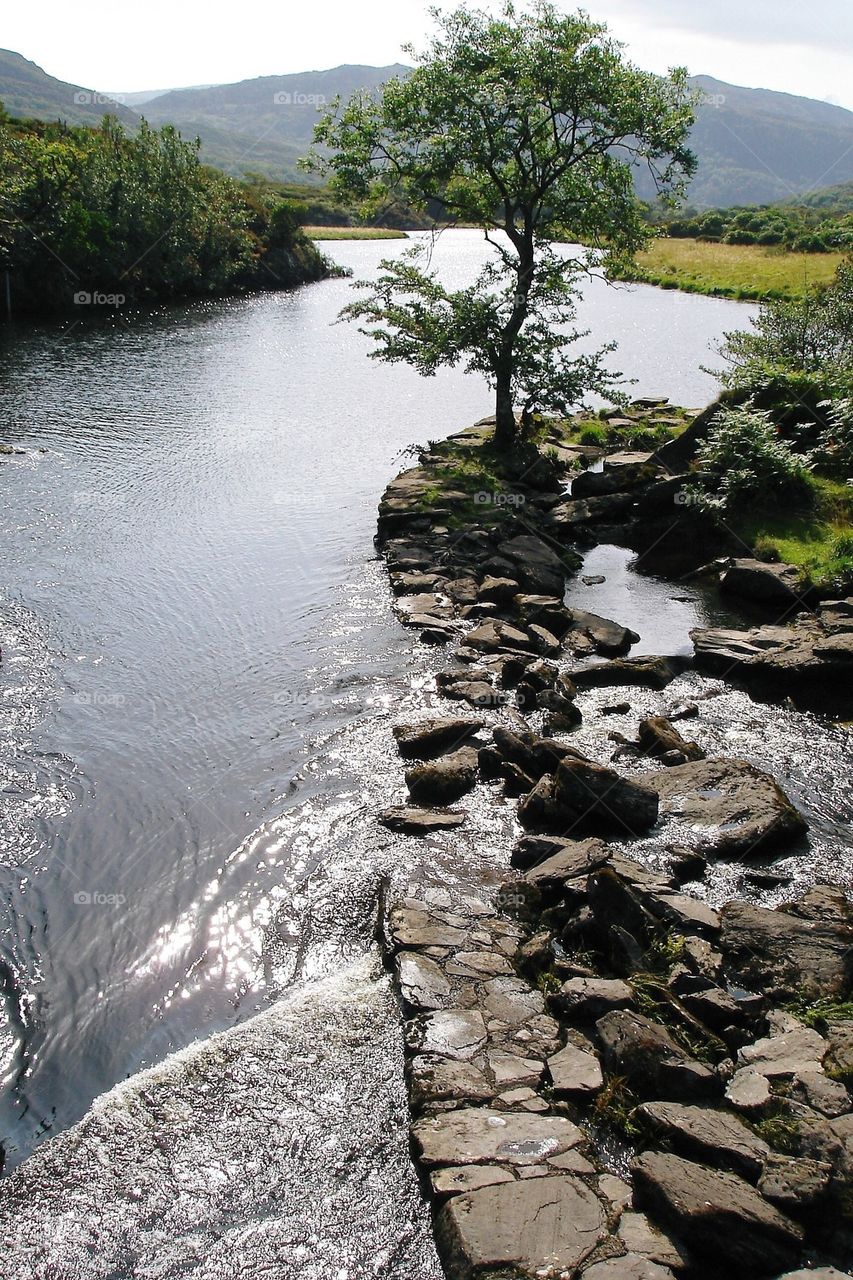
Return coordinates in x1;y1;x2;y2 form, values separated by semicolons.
0;107;329;317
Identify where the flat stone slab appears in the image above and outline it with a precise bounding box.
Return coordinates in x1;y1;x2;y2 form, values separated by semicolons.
437;1175;607;1279
737;1026;827;1079
393;716;485;759
636;1101;771;1181
640;758;807;857
632;1151;803;1279
430;1164;515;1198
406;1010;488;1061
386;904;470;950
583;1257;676;1280
548;1041;604;1098
413;1107;585;1168
597;1011;719;1102
379;805;465;834
410;1056;494;1110
396;952;452;1012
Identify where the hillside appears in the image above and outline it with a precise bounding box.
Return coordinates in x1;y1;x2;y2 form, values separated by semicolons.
141;64;409;178
0;49;138;128
2;52;853;207
682;76;853;207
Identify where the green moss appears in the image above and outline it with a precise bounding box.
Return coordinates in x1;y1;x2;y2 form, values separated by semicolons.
594;1074;643;1139
753;1103;802;1155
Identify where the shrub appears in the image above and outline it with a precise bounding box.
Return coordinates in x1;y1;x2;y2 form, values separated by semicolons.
818;398;853;477
694;406;815;512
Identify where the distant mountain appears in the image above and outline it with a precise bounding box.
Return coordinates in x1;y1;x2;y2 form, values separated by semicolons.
0;49;138;127
3;53;853;210
141;65;410;179
681;76;853;207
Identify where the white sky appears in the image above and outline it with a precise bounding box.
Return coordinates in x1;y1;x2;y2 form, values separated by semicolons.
3;0;852;111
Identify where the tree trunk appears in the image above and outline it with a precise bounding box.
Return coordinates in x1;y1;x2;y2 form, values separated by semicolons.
494;363;517;451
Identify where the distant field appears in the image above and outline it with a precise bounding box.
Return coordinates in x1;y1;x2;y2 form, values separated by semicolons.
302;226;408;240
623;237;844;301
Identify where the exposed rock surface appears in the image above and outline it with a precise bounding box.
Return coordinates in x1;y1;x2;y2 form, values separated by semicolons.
519;759;659;837
405;746;479;805
393;716;485;759
641;758;807;857
720;890;853;1000
597;1011;720;1101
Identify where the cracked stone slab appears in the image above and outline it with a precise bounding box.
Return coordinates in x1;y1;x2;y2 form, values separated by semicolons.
547;1041;604;1099
437;1175;608;1279
396;952;452;1011
430;1164;515;1198
413;1107;585;1168
406;1009;488;1061
636;1101;771;1181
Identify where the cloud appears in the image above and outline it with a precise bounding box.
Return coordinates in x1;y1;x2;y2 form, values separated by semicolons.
588;0;853;55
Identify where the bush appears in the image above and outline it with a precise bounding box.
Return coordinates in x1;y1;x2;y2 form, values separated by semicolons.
818;398;853;477
694;406;815;512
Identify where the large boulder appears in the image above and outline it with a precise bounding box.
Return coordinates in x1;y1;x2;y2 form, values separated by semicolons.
565;608;640;657
720;559;810;606
720;889;853;1001
498;533;578;595
572;656;689;691
639;758;807;857
406;747;479;805
437;1175;608;1280
519;759;659;837
632;1152;803;1278
596;1011;720;1101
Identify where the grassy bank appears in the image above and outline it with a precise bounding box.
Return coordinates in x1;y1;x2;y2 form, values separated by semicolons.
302;226;409;240
731;476;853;591
618;238;844;302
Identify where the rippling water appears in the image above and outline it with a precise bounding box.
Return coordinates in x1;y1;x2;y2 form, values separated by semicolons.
2;232;848;1276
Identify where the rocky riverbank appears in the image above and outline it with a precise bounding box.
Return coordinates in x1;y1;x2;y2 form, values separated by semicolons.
373;403;853;1280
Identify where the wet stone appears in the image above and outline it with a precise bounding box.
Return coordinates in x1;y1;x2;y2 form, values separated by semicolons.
482;976;546;1025
430;1164;515;1198
396;952;452;1012
410;1056;494;1110
413;1107;586;1169
406;1009;488;1061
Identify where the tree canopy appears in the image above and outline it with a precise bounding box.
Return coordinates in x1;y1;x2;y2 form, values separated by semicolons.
310;1;696;447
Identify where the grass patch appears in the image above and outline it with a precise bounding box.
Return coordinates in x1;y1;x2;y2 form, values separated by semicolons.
730;475;853;591
784;994;853;1032
617;238;844;302
594;1074;643;1139
752;1103;802;1155
302;225;408;240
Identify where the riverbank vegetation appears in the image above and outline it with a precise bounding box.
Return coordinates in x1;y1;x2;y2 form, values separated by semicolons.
0;110;331;316
614;237;843;301
685;262;853;590
302;226;408;240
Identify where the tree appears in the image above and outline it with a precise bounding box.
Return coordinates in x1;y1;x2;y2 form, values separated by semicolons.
308;1;696;449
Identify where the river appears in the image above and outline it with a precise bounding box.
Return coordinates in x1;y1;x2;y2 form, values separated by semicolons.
0;230;849;1278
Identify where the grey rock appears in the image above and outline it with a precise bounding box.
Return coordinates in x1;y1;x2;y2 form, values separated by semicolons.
499;533;578;595
413;1106;585;1168
406;746;479;805
406;1009;488;1061
482;976;546;1026
582;1258;676;1280
466;618;537;655
396;952;451;1012
393;716;485;759
632;1151;803;1278
617;1212;689;1271
379;806;466;834
386;903;470;950
519;758;659;837
720;892;853;1000
548;1041;604;1098
596;1011;720;1101
430;1164;514;1197
641;758;807;858
638;716;705;763
738;1026;827;1079
553;977;635;1020
758;1152;832;1210
726;1068;773;1113
567;607;640;657
720;558;809;606
410;1056;495;1110
573;656;687;691
789;1069;851;1118
437;1175;607;1280
636;1101;771;1181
